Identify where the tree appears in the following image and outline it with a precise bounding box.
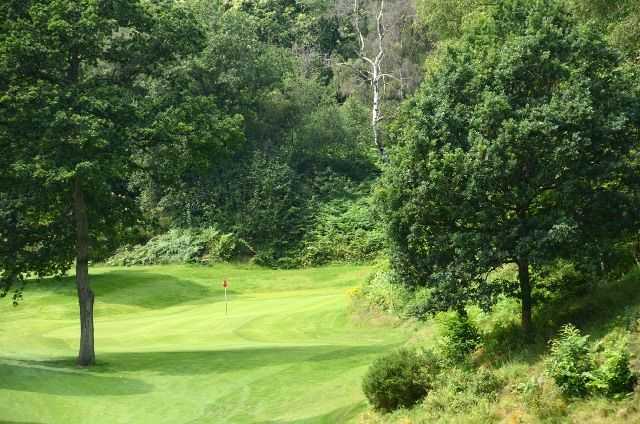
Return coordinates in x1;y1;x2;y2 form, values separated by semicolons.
352;0;392;161
569;0;640;62
380;0;639;337
337;0;425;161
416;0;481;42
0;0;235;365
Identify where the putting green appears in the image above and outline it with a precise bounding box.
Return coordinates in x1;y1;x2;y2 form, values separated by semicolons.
0;264;407;423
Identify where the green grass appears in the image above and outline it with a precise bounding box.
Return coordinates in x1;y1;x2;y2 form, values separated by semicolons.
0;264;409;424
360;268;640;424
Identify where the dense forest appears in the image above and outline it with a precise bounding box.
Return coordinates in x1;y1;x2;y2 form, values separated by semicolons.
1;0;640;422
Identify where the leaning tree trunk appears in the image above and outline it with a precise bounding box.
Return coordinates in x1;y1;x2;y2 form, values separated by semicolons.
517;257;533;341
73;178;95;366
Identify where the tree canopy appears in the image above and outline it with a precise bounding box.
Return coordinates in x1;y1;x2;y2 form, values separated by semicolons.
381;0;640;335
2;0;639;365
0;0;241;364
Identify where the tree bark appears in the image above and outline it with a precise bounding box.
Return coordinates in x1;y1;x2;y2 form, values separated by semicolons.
518;257;533;341
353;0;390;162
73;178;95;366
371;74;386;160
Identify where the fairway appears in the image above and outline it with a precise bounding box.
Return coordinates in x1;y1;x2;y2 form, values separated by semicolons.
0;264;407;424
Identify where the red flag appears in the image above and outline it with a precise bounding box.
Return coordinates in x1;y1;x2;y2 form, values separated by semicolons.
223;280;228;288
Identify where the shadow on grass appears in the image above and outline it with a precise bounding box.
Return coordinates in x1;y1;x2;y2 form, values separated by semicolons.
5;344;391;378
22;271;228;309
0;360;152;396
0;421;46;424
482;269;640;365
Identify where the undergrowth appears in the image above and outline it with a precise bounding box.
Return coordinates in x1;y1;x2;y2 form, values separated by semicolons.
356;268;640;423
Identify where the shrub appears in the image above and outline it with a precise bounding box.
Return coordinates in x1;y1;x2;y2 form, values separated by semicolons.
362;348;438;412
209;232;252;262
438;312;482;364
359;269;410;314
402;287;433;320
546;325;637;398
299;194;385;266
107;228;251;266
238;154;308;265
469;367;504;398
588;331;637;397
545;324;593;397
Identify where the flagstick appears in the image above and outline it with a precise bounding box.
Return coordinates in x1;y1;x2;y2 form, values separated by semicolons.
225;285;228;315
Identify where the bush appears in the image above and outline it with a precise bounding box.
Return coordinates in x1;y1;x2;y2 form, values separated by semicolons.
588;331;637;397
545;324;593;397
402;287;433;320
438;312;482;364
107;228;251;266
237;154;308;266
358;269;410;314
362;348;438;412
299;191;385;267
546;325;637;398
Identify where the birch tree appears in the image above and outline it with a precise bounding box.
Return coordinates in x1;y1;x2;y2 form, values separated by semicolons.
338;0;425;161
352;0;394;161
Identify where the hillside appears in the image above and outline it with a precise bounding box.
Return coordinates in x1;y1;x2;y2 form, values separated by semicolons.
359;268;640;424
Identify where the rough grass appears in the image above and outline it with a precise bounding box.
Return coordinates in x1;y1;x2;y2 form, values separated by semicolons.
360;268;640;424
0;264;409;424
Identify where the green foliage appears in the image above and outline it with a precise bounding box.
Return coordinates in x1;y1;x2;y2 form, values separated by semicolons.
222;0;354;59
533;260;591;303
546;324;637;398
546;324;593;397
362;348;439;412
437;312;482;364
588;331;637;397
136;6;379;266
570;0;640;60
416;0;483;42
402;287;433;320
382;0;640;323
439;313;482;362
237;154;307;267
106;228;250;266
515;376;568;419
422;366;503;418
300;191;384;266
0;0;232;287
358;269;411;315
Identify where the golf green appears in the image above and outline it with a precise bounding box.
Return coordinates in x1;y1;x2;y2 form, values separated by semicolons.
0;264;407;423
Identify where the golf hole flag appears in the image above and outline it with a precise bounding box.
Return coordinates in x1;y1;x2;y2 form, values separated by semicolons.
223;279;229;314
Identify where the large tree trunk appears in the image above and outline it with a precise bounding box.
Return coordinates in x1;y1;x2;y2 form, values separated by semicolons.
517;257;533;340
73;178;95;366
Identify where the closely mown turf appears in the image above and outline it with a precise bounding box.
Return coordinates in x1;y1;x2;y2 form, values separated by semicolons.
0;264;408;424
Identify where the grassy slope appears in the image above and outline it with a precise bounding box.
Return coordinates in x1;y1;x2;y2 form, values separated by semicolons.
361;268;640;424
0;264;408;424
